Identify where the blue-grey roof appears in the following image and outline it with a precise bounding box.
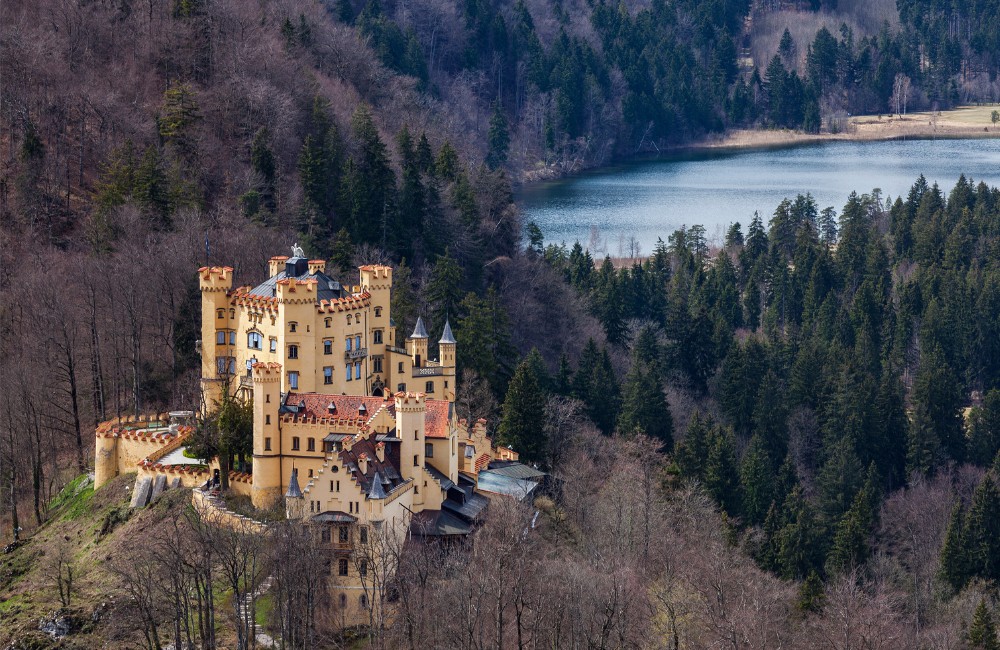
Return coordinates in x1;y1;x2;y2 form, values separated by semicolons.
484;462;546;480
439;319;456;344
477;470;539;501
443;490;488;522
311;511;356;523
411;316;428;339
285;468;303;499
410;509;473;536
367;471;387;500
247;257;344;302
424;463;455;491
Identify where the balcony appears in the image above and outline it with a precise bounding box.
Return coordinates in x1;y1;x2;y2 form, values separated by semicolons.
385;345;408;355
413;366;444;377
345;347;368;360
239;376;254;390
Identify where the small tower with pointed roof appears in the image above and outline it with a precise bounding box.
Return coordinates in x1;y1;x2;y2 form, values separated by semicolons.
439;320;457;401
285;468;305;520
408;316;429;368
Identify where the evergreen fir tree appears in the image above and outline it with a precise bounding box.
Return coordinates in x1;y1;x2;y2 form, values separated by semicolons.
497;350;548;464
969;599;1000;650
797;571;826;614
618;356;673;448
940;502;969;592
486;101;510;169
676;411;712;480
705;426;741;517
740;434;775;525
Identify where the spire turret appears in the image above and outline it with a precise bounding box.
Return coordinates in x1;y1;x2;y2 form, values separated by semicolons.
439;319;456;344
411;316;429;339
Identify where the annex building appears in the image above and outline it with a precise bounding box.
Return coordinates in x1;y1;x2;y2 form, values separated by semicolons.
94;248;536;628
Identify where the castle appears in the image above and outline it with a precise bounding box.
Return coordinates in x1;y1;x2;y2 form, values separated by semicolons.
94;249;533;628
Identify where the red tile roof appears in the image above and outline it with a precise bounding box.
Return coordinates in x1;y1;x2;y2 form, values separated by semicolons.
424;400;451;439
286;392;390;424
475;453;491;472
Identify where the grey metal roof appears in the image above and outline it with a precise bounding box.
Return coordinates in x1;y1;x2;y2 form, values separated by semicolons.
312;511;357;524
367;471;387;500
411;316;429;339
443;491;488;522
410;510;473;536
439;319;456;344
424;463;455;491
323;433;351;443
285;468;303;499
375;434;400;442
246;257;344;302
477;471;539;501
484;462;546;480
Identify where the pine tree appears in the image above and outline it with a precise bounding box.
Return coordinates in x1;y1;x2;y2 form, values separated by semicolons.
486;101;510;169
940;502;969;592
705;426;741;517
826;486;874;575
965;475;1000;583
740;434;775;525
969;599;1000;650
676;411;713;480
776;487;824;580
797;571;826;614
618;356;673;448
969;389;1000;466
815;437;864;524
498;351;548;464
426;250;463;341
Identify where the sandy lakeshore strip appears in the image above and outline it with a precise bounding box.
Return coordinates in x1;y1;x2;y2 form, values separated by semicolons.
697;104;1000;151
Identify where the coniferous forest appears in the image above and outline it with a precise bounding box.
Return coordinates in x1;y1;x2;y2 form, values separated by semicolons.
4;0;1000;646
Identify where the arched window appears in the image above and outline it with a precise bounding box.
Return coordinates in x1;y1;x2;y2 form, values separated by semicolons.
216;309;225;319
289;321;298;333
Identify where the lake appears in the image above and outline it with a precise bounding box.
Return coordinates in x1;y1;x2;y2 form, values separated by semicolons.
517;138;1000;255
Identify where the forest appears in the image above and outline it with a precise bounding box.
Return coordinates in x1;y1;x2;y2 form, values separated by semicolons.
4;0;1000;646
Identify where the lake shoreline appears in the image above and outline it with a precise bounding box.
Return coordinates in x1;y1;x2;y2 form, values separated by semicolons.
658;105;1000;156
518;105;1000;185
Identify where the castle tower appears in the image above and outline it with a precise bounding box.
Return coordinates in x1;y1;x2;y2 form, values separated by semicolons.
252;362;283;508
439;319;457;402
275;276;317;393
395;392;426;506
199;266;234;410
408;317;429;368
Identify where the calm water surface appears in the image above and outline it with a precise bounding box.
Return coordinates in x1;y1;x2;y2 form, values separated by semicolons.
518;138;1000;253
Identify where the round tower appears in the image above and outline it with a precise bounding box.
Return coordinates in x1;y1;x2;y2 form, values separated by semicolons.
252;362;283;509
94;427;119;489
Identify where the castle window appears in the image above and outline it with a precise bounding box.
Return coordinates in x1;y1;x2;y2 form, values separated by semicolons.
217;309;225;319
288;345;298;359
346;315;352;325
229;331;236;345
339;594;347;608
216;356;235;375
336;480;340;492
375;307;382;317
355;335;362;349
324;367;333;385
308;468;314;478
414;430;419;440
425;443;433;458
288;371;299;390
309;501;314;513
264;437;271;451
354;362;361;380
359;561;368;577
425;381;434;393
216;331;226;345
398;383;406;392
373;358;383;373
338;559;348;576
346;365;352;381
269;338;277;352
339;526;349;543
265;415;270;425
289;322;298;333
360;594;368;609
229;309;235;318
330;480;334;492
398;362;404;373
247;332;263;350
292;437;300;451
325;318;331;328
321;528;331;543
373;330;383;344
444;381;449;389
413;455;419;467
324;340;332;355
360;527;368;544
308;438;315;452
345;337;352;351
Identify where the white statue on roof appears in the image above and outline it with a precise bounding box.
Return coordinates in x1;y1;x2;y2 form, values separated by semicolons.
291;243;305;258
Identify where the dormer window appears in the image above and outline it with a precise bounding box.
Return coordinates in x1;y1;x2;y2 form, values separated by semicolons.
289;321;298;333
327;402;337;414
359;403;367;416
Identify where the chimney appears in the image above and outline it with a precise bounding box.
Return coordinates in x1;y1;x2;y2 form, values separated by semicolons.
375;442;385;462
358;453;369;475
308;259;327;274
